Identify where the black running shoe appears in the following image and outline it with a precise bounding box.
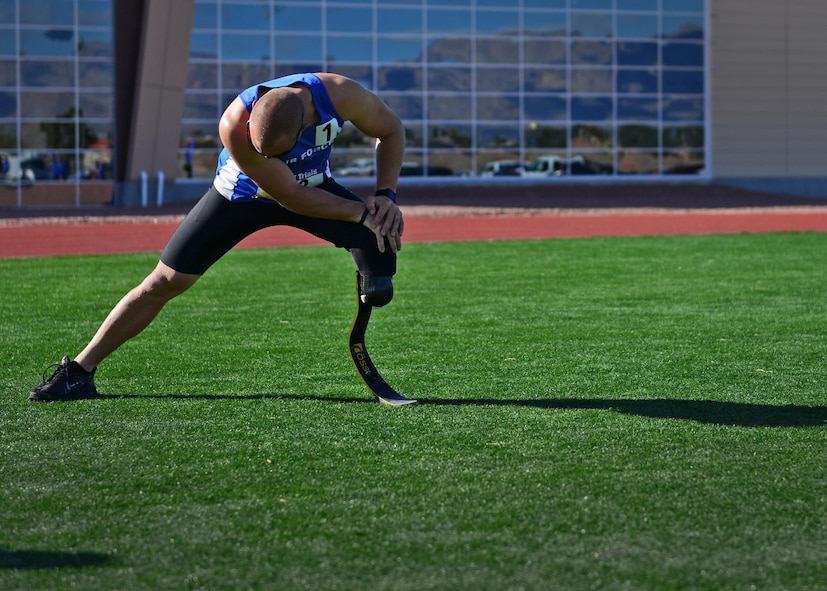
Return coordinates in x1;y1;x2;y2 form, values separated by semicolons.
29;356;98;402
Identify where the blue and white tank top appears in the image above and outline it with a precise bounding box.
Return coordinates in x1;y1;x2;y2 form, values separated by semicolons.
213;73;344;202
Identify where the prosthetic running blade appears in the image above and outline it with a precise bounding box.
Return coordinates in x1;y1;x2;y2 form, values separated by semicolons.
349;273;416;406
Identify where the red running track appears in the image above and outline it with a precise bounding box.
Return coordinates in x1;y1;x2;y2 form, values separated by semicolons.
1;208;827;259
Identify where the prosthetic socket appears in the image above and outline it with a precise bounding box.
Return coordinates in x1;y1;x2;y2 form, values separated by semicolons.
359;274;393;307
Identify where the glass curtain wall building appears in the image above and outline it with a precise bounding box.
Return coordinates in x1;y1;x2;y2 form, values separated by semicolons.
0;0;113;205
0;0;709;202
183;0;707;179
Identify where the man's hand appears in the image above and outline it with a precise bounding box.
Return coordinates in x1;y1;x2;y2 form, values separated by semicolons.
362;194;403;253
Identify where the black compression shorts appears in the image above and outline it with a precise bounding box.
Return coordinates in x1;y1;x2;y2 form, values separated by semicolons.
160;180;397;277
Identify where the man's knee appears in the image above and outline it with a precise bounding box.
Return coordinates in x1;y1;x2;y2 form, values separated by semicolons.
142;263;199;300
359;275;393;307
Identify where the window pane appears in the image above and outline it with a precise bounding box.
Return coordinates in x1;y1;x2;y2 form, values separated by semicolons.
187;62;219;89
476;38;519;64
328;7;372;33
222;33;270;61
617;151;659;174
78;61;113;88
525;40;566;65
524;0;565;8
572;124;613;148
21;120;73;149
663;125;704;149
571;41;612;65
192;2;218;29
663;70;703;94
524;69;566;92
78;30;113;58
618;124;658;147
524;95;567;120
191;33;218;59
429;94;472;119
328;35;373;62
477;125;520;148
572;0;612;9
427;67;471;91
525;126;567;149
21;60;75;86
273;5;321;32
0;90;16;117
571;96;613;121
377;38;422;63
663;43;704;67
78;1;112;27
663;97;704;121
570;13;612;37
571;68;612;93
403;124;423;148
477;67;519;92
0;59;15;85
618;0;657;10
617;69;658;93
221;3;270;30
378;9;423;34
0;0;15;25
378;66;422;91
524;11;566;36
617;14;658;39
0;28;13;55
274;35;322;61
428;9;471;34
20;90;75;118
663;0;703;12
20;0;72;25
477;0;517;6
477;95;519;120
663;152;704;175
617;97;659;120
663;15;704;40
79;90;112;118
383;95;423;119
183;92;219;120
380;0;424;5
429;124;471;148
427;37;471;63
476;10;518;35
617;42;658;66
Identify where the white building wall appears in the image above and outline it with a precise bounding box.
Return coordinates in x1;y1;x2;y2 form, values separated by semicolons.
711;0;827;178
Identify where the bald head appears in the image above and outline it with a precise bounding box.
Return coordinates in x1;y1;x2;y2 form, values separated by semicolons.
248;88;304;156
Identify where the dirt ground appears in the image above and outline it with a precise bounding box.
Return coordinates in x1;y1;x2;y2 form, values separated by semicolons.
1;182;826;259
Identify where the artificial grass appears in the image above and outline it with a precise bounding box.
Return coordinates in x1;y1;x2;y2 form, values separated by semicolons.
1;233;825;590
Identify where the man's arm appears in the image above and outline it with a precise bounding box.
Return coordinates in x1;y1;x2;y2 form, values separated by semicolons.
318;73;406;245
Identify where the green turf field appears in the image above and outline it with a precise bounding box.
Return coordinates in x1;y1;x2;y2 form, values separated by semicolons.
1;233;825;590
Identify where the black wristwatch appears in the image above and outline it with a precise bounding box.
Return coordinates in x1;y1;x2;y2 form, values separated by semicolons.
374;188;397;203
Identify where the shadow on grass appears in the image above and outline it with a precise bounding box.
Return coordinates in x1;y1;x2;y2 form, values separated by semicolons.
423;398;827;428
104;394;826;427
0;548;111;570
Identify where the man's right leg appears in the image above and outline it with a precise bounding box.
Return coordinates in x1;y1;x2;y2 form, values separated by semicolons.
30;187;274;401
75;262;200;371
29;262;199;401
